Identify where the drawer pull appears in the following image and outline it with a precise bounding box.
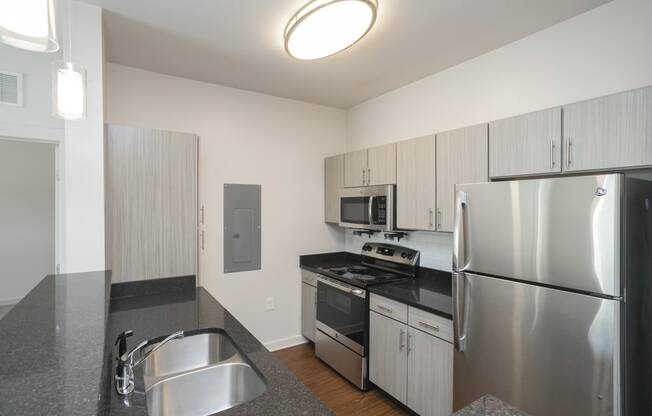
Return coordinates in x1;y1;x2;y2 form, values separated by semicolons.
377;305;393;314
418;321;440;332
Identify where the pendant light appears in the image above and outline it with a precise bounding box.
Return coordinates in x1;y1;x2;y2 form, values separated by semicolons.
52;0;86;120
284;0;377;60
0;0;59;52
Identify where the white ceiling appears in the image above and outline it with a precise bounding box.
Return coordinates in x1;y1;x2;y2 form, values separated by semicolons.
83;0;611;108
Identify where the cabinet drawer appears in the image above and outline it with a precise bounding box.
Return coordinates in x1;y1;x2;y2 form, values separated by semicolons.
370;294;408;323
408;306;453;343
301;269;318;287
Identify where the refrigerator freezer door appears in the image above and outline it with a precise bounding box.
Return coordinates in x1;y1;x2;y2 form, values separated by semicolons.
453;272;620;416
454;174;622;297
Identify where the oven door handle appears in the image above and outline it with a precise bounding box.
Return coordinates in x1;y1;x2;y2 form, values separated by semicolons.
317;276;366;298
368;196;375;225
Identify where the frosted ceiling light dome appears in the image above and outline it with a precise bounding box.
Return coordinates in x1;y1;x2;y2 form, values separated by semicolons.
0;0;59;52
285;0;377;60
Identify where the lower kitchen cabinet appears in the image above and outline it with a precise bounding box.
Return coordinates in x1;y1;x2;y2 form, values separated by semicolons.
369;310;408;403
407;327;453;416
301;271;318;342
369;294;453;416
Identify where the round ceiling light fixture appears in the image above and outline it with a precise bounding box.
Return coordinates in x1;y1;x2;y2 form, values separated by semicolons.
284;0;377;60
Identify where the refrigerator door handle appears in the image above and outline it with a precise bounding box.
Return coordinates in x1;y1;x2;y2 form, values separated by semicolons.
453;272;467;352
453;190;468;271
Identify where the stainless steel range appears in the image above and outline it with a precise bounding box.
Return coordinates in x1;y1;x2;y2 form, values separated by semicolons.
314;242;419;389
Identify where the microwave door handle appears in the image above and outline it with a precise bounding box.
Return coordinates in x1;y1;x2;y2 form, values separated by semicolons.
368;196;375;225
453;190;468;271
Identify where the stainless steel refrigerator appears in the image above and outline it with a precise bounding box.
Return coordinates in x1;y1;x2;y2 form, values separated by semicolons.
452;173;652;416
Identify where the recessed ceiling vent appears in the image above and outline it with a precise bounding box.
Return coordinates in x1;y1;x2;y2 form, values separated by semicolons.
0;71;23;106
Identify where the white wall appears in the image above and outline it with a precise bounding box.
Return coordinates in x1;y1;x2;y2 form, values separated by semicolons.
0;45;64;141
60;1;105;273
346;0;652;270
105;63;346;349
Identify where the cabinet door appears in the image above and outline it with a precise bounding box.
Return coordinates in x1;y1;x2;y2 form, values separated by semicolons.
489;107;562;178
368;143;397;185
324;154;344;223
369;311;408;404
396;135;435;230
436;124;488;232
407;328;453;416
563;86;652;172
301;283;316;342
344;149;368;187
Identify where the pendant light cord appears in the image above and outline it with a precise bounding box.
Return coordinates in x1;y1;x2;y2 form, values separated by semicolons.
67;0;72;62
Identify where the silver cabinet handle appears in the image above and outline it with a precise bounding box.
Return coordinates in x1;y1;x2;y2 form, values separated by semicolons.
407;331;413;354
566;137;572;168
200;231;205;250
314;291;317;309
436;209;442;229
399;328;405;350
362;168;365;185
376;304;393;314
429;208;434;228
418;321;440;332
550;140;555;169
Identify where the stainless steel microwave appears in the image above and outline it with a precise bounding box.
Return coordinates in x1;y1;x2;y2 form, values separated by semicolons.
339;185;395;231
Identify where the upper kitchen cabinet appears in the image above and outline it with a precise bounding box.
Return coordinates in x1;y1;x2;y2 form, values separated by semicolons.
563;86;652;172
367;143;397;186
324;154;344;223
396;135;435;231
344;149;368;187
489;107;562;178
344;143;396;187
436;124;488;232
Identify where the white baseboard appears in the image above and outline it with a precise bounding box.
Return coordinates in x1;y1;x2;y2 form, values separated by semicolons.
0;297;20;306
264;335;309;352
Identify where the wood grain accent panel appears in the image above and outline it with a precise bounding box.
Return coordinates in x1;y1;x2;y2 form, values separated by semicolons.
436;124;488;232
324;154;344;223
106;124;197;283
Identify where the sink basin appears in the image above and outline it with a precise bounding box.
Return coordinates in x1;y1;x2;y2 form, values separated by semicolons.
143;332;239;380
146;363;267;416
140;329;266;416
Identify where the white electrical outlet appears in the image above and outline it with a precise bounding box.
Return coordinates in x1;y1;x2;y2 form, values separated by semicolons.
265;297;275;311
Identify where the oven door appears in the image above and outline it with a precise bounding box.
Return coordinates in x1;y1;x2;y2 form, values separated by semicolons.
316;276;366;355
339;185;394;231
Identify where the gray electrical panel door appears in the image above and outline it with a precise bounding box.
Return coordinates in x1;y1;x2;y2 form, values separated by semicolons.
224;184;261;273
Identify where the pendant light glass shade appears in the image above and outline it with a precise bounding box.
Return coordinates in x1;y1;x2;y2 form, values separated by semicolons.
52;61;86;120
285;0;377;60
0;0;59;52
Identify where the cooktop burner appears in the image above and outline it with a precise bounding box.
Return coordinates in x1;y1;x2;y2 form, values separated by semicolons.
318;264;407;287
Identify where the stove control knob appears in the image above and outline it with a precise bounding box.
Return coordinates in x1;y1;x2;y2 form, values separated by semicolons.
401;252;408;258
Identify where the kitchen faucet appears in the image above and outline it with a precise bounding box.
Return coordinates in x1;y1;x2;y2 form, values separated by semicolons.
114;330;184;395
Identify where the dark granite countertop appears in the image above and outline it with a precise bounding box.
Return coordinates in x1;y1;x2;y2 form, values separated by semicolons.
106;276;332;416
0;271;112;416
300;251;453;319
453;395;530;416
370;268;452;319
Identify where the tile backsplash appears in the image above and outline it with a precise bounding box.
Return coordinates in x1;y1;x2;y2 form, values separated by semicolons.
345;229;453;271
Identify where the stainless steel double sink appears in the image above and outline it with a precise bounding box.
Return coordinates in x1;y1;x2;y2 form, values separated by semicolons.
140;329;266;416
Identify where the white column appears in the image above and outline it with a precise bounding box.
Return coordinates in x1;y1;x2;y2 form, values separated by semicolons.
60;1;105;273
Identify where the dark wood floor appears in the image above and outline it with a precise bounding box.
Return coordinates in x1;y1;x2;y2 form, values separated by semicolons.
274;343;409;416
